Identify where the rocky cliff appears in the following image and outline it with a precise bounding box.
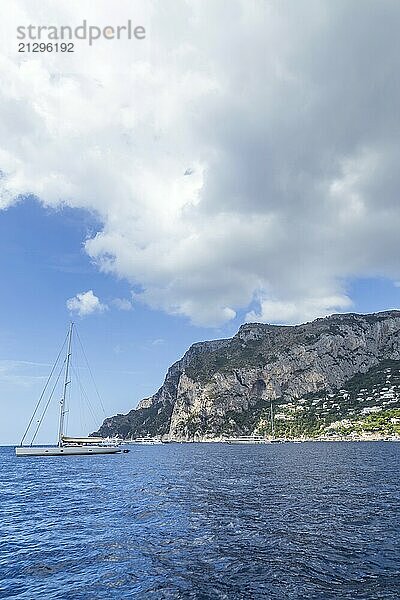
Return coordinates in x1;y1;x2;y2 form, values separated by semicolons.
93;310;400;440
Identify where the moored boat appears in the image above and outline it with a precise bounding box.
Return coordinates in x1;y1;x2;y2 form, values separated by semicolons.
224;435;270;444
15;323;124;457
125;436;163;445
15;444;121;456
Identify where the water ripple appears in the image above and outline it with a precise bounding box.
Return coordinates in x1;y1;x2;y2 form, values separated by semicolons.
0;442;399;599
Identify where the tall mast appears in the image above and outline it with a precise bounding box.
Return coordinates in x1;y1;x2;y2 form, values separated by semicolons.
58;322;73;446
270;399;275;438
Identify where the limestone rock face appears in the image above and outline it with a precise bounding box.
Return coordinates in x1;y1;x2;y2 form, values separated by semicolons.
93;311;400;440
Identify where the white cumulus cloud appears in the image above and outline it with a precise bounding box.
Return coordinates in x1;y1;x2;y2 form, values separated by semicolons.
1;1;400;325
66;290;107;316
246;295;353;326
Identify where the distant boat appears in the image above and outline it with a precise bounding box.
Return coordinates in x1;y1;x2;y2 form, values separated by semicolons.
125;436;163;445
224;435;270;444
16;323;124;457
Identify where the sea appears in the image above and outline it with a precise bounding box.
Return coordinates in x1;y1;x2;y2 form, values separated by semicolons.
1;442;399;599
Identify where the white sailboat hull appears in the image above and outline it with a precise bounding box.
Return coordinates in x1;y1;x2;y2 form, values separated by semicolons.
16;445;121;456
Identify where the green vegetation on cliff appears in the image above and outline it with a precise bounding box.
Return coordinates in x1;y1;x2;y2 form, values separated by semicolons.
254;360;400;438
171;359;400;439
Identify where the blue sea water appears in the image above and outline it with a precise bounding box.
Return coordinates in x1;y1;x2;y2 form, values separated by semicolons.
0;442;399;599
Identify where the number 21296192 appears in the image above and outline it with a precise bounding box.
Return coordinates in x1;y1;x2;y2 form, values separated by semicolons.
18;42;74;52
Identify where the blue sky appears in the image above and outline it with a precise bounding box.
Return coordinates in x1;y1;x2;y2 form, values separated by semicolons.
1;0;400;444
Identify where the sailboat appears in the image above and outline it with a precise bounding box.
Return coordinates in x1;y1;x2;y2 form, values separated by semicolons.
16;323;124;456
269;399;286;443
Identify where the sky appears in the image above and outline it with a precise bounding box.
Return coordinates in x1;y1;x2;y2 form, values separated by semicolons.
0;0;400;444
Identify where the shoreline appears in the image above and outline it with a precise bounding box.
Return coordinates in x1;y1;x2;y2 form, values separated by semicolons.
164;434;400;444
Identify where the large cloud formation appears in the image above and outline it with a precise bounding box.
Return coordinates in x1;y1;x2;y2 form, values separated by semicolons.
1;0;400;325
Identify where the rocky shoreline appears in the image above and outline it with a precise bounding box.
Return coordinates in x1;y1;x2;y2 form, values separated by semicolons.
146;433;400;443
